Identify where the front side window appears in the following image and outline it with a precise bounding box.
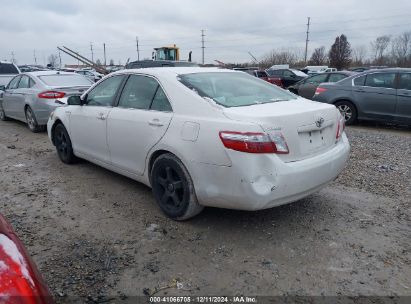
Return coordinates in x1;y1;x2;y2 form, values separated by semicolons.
307;74;328;84
7;76;21;89
266;70;282;77
283;70;294;77
87;75;124;106
0;63;19;74
328;73;347;83
365;73;396;89
398;73;411;90
179;72;297;108
118;75;158;110
17;76;30;89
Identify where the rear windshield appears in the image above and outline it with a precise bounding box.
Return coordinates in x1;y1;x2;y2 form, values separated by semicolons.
178;72;296;108
0;63;19;74
38;74;93;86
291;69;308;77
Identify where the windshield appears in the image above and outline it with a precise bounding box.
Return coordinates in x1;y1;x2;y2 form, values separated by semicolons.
38;74;93;86
179;72;296;107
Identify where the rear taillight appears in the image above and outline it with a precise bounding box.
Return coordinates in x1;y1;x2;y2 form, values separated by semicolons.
38;91;66;99
314;87;327;95
219;131;289;154
336;114;345;140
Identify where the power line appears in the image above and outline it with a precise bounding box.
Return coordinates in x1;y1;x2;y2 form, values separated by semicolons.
304;17;310;63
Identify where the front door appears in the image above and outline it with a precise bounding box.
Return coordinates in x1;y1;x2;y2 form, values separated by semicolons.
107;74;173;175
298;73;329;99
396;72;411;124
69;75;125;164
2;75;21;118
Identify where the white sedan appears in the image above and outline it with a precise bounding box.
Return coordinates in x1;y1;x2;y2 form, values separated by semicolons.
47;67;349;220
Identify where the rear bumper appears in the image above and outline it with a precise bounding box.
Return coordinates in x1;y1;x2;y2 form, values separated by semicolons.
31;100;63;125
190;134;350;211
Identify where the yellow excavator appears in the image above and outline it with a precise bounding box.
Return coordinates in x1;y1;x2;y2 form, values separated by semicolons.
153;45;181;61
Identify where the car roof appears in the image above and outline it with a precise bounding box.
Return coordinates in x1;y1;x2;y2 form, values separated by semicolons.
113;67;236;77
24;71;78;77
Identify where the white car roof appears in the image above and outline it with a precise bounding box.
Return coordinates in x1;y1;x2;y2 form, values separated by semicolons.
113;67;236;78
25;71;78;77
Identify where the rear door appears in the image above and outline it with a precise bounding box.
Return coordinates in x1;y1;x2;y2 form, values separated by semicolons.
69;75;125;163
352;72;397;121
396;72;411;124
107;74;173;175
282;70;297;87
298;73;328;99
2;76;21;118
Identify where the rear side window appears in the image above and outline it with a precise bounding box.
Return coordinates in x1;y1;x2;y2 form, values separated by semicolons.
150;87;172;112
328;74;347;83
0;63;19;74
118;75;158;110
17;76;30;89
353;75;366;86
38;74;92;86
398;73;411;90
365;73;396;89
7;76;21;89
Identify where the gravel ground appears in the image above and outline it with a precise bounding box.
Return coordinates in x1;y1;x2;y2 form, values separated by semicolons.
0;119;410;303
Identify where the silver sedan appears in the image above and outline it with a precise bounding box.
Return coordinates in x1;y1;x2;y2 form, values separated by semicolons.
0;71;93;132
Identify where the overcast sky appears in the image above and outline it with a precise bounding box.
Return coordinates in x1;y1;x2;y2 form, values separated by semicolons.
1;0;410;66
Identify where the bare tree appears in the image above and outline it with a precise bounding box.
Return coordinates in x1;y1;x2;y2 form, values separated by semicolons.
95;59;102;66
391;31;411;66
352;45;367;65
371;35;391;65
260;48;301;69
328;34;352;70
109;59;114;66
309;46;327;65
47;54;58;67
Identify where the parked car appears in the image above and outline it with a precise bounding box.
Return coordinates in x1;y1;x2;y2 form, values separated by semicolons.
252;70;284;88
0;213;53;303
48;67;349;220
0;61;20;88
76;69;103;82
313;68;411;125
265;68;307;88
288;71;355;99
0;71;93;132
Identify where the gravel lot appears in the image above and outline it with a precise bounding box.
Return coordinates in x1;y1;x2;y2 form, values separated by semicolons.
0;119;410;302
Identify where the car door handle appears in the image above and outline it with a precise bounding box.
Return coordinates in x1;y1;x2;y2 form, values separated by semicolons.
148;119;164;126
97;113;106;120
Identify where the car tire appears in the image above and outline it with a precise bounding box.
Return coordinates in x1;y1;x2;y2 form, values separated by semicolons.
53;123;78;164
151;153;204;220
25;106;44;132
0;106;9;121
335;100;357;125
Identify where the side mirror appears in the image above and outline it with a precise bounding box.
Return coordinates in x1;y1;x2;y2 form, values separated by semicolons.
67;95;83;106
0;85;5;91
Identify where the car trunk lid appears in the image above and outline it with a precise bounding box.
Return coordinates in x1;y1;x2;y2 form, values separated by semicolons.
222;99;339;162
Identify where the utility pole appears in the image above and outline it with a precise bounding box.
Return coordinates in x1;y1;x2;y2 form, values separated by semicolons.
304;17;311;63
58;50;62;69
136;36;140;61
90;42;94;63
201;29;205;65
11;52;16;64
103;43;107;67
33;50;37;65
